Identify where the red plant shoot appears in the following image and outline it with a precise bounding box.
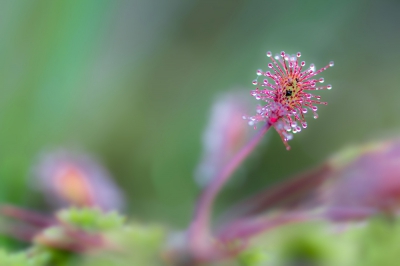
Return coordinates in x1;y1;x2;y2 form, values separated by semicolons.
244;51;334;150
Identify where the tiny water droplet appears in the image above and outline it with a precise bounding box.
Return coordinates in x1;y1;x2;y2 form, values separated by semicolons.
256;69;263;76
252;80;258;85
281;51;285;57
242;116;247;120
319;78;324;83
329;61;334;67
312;106;318;111
327;84;332;90
301;61;306;66
297;52;301;57
263;79;268;84
266;51;272;57
302;108;308;114
313;114;318;119
268;63;273;68
301;122;307;128
248;121;255;126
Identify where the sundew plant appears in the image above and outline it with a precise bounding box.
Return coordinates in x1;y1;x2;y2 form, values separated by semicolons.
188;51;334;262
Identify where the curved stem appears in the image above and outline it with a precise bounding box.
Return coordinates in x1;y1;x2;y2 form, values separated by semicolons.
188;122;271;258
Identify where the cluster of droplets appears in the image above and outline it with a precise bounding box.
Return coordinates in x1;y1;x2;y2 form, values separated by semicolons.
244;51;334;150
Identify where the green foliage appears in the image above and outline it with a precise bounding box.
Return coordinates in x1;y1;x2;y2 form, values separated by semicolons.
57;208;125;232
236;218;400;266
0;249;50;266
4;208;400;265
237;247;270;266
11;208;167;266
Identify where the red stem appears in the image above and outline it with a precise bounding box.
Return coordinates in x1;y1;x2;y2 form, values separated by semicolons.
188;122;271;259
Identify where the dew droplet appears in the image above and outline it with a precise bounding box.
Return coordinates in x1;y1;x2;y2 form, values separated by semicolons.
327;84;332;90
248;121;255;126
312;106;318;111
242;115;247;120
310;64;315;71
319;78;324;83
252;80;258;85
302;108;308;114
255;95;261;100
313;114;318;119
256;69;263;76
301;61;306;66
301;122;307;128
268;63;273;69
281;51;285;57
263;79;268;84
291;121;297;128
295;126;301;132
297;52;301;57
266;51;272;57
329;61;334;67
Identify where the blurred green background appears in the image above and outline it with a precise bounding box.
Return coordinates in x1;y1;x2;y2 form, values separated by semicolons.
0;0;398;229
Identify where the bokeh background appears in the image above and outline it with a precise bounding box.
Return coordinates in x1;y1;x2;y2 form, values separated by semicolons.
0;0;399;230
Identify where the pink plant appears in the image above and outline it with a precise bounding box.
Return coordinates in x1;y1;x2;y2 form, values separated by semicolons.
188;51;334;262
245;51;334;150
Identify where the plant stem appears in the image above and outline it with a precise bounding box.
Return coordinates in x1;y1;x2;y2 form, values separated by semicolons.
188;122;271;258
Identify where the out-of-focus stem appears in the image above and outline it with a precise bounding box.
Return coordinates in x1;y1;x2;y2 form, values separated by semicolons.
215;164;331;228
216;211;313;242
188;122;271;259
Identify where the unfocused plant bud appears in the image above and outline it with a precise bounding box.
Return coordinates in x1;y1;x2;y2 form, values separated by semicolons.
31;150;125;212
195;91;253;187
